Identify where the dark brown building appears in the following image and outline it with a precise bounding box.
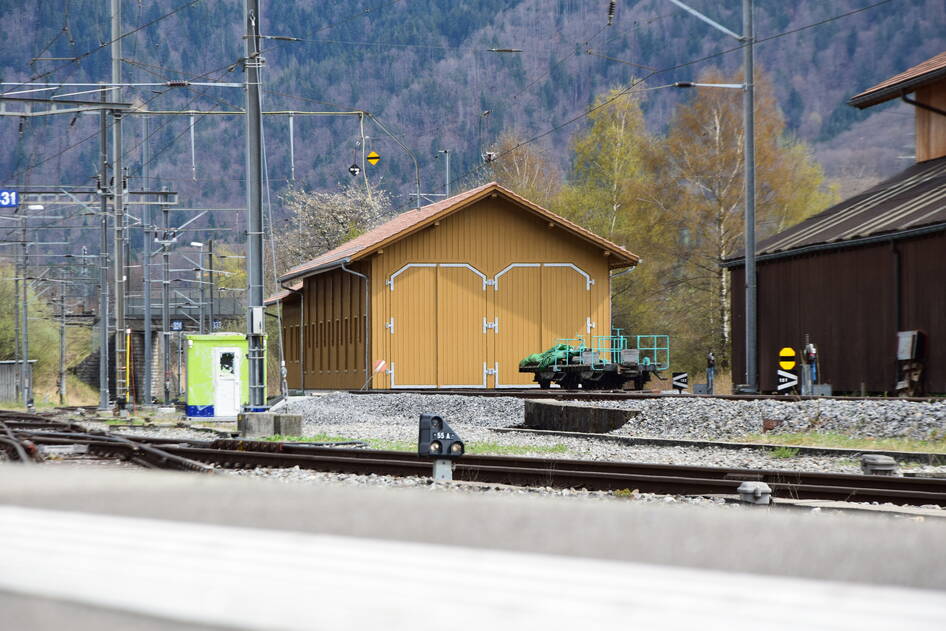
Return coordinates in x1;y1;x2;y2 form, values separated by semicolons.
727;52;946;394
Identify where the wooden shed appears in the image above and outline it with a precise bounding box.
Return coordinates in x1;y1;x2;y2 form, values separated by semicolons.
726;51;946;394
268;182;639;390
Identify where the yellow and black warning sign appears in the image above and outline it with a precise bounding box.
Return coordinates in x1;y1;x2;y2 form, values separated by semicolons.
778;347;796;371
367;151;380;166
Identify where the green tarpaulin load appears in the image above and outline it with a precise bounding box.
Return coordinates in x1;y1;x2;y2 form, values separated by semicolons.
519;343;582;370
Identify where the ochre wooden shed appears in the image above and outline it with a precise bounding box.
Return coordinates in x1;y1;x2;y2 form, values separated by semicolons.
268;182;639;390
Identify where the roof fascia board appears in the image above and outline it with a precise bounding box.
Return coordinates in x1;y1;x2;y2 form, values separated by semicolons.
279;258;350;283
849;71;946;109
722;221;946;268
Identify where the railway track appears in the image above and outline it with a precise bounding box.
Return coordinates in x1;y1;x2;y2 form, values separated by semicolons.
491;427;946;466
2;411;946;507
346;388;943;403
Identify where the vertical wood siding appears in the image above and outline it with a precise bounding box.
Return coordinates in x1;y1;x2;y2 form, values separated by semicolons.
916;84;946;163
369;196;614;388
285;268;367;390
730;232;946;393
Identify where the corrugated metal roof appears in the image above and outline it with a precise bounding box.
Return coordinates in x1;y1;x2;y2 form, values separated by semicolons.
277;182;639;284
849;51;946;109
744;155;946;259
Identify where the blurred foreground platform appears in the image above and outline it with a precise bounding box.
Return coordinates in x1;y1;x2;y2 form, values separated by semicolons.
1;466;945;630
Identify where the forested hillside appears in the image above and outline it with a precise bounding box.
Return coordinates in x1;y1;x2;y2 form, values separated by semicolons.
3;0;943;214
1;0;944;379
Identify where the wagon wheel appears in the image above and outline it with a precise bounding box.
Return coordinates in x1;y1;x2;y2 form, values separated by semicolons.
559;374;581;390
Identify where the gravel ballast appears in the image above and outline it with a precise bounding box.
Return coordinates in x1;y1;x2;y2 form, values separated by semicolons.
284;392;946;441
279;392;946;476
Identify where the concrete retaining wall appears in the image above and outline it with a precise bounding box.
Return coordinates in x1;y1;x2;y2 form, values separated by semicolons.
238;413;303;438
523;400;638;434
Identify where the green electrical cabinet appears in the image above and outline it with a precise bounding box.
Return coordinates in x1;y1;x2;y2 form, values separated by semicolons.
185;333;264;418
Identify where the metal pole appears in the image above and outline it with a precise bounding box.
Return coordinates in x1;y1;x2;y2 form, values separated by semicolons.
177;330;183;398
98;86;110;410
743;0;757;392
162;198;170;404
442;149;451;197
288;113;295;181
198;244;205;334
142;115;153;404
21;225;31;408
113;111;127;407
59;276;66;405
208;239;215;330
13;236;20;402
112;0;127;408
244;0;266;410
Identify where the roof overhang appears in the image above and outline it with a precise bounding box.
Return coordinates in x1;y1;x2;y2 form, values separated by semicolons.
849;63;946;109
279;258;350;284
722;221;946;269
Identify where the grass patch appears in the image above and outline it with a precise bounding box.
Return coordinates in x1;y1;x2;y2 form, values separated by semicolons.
262;434;568;456
738;431;946;454
769;446;800;459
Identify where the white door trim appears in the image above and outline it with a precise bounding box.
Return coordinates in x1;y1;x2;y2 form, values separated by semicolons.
493;263;540;290
386;263;437;290
542;263;595;290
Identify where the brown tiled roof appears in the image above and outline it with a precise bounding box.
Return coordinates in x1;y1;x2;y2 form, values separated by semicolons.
725;155;946;264
277;182;639;285
849;51;946;109
264;280;301;306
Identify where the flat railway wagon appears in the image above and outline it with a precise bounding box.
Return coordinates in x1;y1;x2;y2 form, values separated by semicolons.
519;333;669;390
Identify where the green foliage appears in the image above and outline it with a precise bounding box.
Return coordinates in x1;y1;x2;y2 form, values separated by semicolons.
770;446;800;459
739;432;946;456
0;264;62;378
262;434;568;456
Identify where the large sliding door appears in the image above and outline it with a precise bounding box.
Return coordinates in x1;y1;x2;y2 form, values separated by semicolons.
386;262;595;388
437;265;488;387
493;265;542;387
389;265;437;387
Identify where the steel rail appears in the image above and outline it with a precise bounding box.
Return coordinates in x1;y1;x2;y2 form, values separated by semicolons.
52;440;936;506
8;413;946;506
11;428;213;473
0;421;37;463
146;446;946;505
491;427;946;466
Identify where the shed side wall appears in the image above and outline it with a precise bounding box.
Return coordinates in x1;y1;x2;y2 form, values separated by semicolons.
730;233;945;394
301;268;367;390
280;296;302;390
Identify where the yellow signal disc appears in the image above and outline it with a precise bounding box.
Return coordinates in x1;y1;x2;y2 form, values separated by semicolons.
779;347;796;370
